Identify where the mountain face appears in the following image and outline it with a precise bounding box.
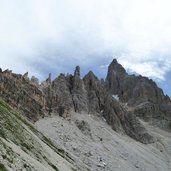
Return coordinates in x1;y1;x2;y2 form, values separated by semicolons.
0;59;171;145
0;70;45;121
106;59;170;104
106;59;171;129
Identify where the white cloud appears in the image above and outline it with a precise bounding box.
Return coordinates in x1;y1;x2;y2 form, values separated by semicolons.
0;0;171;82
118;58;171;81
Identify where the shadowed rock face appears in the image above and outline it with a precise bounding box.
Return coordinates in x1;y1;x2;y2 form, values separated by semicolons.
0;59;171;144
103;95;154;144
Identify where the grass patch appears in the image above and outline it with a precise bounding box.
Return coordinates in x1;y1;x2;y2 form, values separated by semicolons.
49;163;59;171
0;127;6;139
21;142;33;151
0;163;8;171
43;155;59;171
42;135;75;163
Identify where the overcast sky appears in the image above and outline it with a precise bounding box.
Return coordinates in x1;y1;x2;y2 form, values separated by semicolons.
0;0;171;96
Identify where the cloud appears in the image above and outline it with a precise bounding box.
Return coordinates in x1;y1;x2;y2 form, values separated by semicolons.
0;0;171;84
117;56;171;81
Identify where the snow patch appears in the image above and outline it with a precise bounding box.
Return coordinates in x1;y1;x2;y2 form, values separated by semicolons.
112;94;119;101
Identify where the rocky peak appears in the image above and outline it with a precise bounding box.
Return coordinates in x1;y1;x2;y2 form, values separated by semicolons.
83;71;98;90
83;71;106;113
46;73;52;84
105;59;171;131
23;72;29;80
46;73;74;116
31;76;39;86
23;71;28;77
106;59;126;95
3;69;12;75
40;73;52;89
72;66;82;87
86;70;98;79
108;59;127;77
106;59;170;105
74;66;80;77
53;73;67;85
72;66;88;113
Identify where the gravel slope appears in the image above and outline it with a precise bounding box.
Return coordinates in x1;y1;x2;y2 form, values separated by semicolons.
36;112;171;171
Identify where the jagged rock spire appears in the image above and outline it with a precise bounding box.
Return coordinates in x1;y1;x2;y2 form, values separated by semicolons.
107;59;127;77
31;76;39;86
23;72;28;78
106;59;126;95
46;73;52;84
3;69;12;74
74;66;80;77
23;72;29;81
86;70;98;79
83;70;98;91
72;66;88;113
83;70;105;113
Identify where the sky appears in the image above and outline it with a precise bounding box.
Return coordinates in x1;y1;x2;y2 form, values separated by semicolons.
0;0;171;97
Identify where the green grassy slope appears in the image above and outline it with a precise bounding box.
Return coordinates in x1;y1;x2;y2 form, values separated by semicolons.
0;99;77;171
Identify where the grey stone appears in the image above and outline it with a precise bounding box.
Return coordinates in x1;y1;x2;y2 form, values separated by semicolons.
75;120;92;138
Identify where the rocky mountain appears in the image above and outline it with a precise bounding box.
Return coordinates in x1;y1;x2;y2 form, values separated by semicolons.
106;59;171;130
0;59;171;170
1;60;171;143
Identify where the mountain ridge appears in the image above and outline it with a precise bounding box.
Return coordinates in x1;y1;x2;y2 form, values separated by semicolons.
0;59;171;144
